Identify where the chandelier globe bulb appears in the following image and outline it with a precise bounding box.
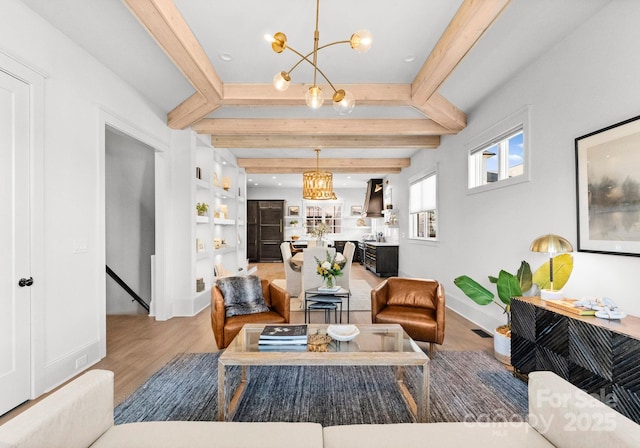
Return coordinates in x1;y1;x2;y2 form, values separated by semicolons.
273;71;291;91
305;86;325;109
333;89;355;115
350;29;373;53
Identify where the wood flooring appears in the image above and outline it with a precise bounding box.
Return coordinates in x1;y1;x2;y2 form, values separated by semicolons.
0;262;493;423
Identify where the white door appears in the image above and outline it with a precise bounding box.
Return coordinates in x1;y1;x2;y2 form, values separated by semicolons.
0;70;31;415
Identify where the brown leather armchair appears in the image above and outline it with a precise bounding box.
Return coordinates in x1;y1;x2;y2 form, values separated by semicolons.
371;277;445;357
211;279;290;349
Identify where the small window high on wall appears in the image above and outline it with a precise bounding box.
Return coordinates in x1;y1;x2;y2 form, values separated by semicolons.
468;129;523;188
409;171;437;240
466;106;531;194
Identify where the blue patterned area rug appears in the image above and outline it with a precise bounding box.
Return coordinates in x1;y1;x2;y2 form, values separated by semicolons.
114;350;527;426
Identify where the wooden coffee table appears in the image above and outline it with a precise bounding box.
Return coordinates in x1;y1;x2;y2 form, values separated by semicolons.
217;323;429;422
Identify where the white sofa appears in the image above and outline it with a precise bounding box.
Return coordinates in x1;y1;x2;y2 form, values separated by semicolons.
0;369;639;448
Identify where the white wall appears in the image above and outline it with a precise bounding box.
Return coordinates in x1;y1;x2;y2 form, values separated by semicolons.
397;1;640;332
105;128;155;315
0;0;171;393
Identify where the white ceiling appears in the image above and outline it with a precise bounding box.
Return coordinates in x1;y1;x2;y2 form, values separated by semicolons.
20;0;611;188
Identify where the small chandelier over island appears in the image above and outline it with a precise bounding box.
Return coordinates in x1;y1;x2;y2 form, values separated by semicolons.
265;0;372;114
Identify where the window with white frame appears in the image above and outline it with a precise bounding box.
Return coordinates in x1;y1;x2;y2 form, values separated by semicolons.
468;128;524;189
466;106;531;193
303;201;343;233
409;172;437;240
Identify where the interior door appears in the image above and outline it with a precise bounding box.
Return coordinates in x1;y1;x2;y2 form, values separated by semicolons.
0;70;31;415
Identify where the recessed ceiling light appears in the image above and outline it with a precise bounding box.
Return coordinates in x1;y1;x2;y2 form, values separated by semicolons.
219;52;233;62
347;176;352;179
402;54;416;63
254;183;259;186
272;176;277;179
278;183;282;186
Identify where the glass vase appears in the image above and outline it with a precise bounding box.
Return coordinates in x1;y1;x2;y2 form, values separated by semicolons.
324;275;335;289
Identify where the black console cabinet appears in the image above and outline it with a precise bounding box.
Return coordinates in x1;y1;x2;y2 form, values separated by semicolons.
511;297;640;424
364;243;398;277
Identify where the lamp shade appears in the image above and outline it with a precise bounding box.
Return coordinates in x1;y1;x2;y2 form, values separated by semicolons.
302;170;334;200
530;234;573;254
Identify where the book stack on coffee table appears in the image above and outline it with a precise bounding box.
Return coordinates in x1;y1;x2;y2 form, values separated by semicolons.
258;325;308;351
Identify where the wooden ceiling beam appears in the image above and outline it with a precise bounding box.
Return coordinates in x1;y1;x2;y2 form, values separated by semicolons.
417;93;467;131
123;0;223;129
210;135;440;149
222;84;413;106
238;158;410;174
411;0;510;106
193;118;454;137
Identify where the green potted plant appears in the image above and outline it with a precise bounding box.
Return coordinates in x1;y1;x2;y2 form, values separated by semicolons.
290;219;299;227
454;262;531;365
454;255;573;365
196;202;209;216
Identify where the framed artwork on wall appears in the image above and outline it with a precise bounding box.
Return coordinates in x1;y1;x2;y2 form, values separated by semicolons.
288;205;299;216
576;115;640;256
351;205;362;216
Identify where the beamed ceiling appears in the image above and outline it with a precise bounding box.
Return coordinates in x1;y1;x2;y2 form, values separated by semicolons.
121;0;510;179
20;0;613;187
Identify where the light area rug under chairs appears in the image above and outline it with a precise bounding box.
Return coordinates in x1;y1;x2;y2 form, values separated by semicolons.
114;351;527;426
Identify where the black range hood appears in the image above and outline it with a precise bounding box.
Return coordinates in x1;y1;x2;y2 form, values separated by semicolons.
362;178;384;218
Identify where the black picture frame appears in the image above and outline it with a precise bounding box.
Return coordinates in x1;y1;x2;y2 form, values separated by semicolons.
575;115;640;256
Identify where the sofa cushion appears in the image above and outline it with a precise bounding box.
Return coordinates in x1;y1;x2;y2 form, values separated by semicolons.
216;275;269;317
90;421;323;448
373;305;438;341
528;371;640;448
0;370;114;448
323;423;553;448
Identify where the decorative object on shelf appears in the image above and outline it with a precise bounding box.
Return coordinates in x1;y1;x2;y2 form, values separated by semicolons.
196;277;205;293
221;176;231;191
327;324;359;342
314;250;343;291
350;205;362;216
195;166;202;180
290;219;298;227
214;238;222;249
265;0;371;114
215;204;228;219
530;234;574;300
303;149;336;200
196;239;206;253
288;205;299;216
196;202;209;216
356;218;366;227
213;172;220;187
576;115;640;256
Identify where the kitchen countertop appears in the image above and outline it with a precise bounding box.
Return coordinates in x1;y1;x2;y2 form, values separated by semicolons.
362;241;399;246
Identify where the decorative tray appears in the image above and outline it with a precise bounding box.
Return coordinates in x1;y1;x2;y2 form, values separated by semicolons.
327;325;360;342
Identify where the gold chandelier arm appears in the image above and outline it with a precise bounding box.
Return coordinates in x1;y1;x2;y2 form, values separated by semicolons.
316;40;351;51
283;46;339;93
